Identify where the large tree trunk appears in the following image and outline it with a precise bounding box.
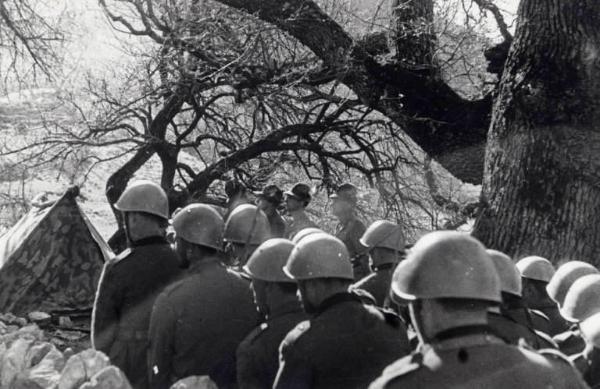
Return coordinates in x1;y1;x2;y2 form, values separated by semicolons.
473;0;600;264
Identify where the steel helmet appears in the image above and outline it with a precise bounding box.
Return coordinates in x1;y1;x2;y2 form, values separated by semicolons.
487;249;522;297
560;274;600;323
360;220;405;251
516;256;555;282
391;231;501;303
114;180;169;219
291;227;324;244
580;312;600;348
284;233;353;280
547;261;598;307
172;204;224;250
223;204;270;245
244;238;295;283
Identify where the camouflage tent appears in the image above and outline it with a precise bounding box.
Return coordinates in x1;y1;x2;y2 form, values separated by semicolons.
0;187;112;316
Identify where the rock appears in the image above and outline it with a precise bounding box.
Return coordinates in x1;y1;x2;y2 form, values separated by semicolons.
25;342;53;368
79;366;131;389
169;376;218;389
58;317;72;327
57;349;110;389
0;313;28;327
27;313;51;326
12;347;64;389
1;325;44;347
1;337;34;388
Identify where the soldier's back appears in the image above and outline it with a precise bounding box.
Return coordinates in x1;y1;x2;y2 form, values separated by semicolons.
370;336;588;389
488;311;556;349
237;304;307;389
153;259;258;387
275;293;410;389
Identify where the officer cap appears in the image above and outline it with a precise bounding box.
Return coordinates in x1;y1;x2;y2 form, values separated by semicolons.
114;180;169;219
244;238;295;283
329;183;358;204
172;204;223;250
284;183;312;203
547;261;598;307
391;231;501;303
284;232;353;280
254;184;284;205
516;256;555;282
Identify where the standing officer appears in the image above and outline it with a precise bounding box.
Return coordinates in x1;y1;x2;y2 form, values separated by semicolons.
370;232;588;389
330;183;369;281
486;249;556;349
148;204;258;389
223;204;271;268
284;183;318;239
237;238;307;389
547;261;598;355
517;255;569;335
92;180;181;389
274;233;410;389
351;220;404;308
254;184;286;238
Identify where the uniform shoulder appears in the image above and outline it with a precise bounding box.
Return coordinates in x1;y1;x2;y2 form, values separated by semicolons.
239;322;269;351
369;353;421;389
109;247;133;266
538;348;575;365
156;277;187;301
281;320;311;347
352;273;378;289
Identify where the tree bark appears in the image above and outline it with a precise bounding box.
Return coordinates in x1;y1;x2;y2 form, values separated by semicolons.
473;0;600;264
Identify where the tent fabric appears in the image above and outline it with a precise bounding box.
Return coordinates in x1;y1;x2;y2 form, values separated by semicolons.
0;189;112;315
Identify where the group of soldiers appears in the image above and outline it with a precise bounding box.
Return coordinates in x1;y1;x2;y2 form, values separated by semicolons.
91;179;600;388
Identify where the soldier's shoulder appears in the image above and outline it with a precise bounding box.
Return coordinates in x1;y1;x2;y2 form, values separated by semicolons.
538;348;575;366
156;278;188;302
281;320;311;347
239;322;269;351
109;247;134;266
369;353;422;389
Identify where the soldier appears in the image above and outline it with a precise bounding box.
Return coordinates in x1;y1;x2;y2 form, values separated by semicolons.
148;204;259;389
236;238;307;389
369;231;588;389
92;180;181;389
572;311;600;387
351;220;404;308
254;184;286;238
517;255;569;335
223;204;271;268
273;233;410;389
548;261;598;355
486;249;556;349
283;183;318;239
330;183;369;281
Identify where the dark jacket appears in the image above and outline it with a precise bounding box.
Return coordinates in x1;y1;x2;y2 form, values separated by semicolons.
335;217;369;281
571;344;600;388
487;311;556;349
370;326;589;389
237;300;307;389
352;265;396;308
286;212;318;239
148;256;259;389
273;293;410;389
91;236;181;389
555;326;586;356
268;211;287;238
